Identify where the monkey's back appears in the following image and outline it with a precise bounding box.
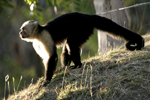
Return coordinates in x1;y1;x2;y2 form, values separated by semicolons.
43;12;95;47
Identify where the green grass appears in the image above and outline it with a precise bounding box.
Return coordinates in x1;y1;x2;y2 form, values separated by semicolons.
7;34;150;100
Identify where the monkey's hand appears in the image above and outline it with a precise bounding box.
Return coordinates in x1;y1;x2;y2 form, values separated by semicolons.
70;63;82;69
38;80;50;88
42;80;50;87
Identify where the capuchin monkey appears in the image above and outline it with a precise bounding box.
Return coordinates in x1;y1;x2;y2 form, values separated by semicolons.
19;12;144;86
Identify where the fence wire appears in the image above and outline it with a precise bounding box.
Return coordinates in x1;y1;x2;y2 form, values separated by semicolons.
96;2;150;15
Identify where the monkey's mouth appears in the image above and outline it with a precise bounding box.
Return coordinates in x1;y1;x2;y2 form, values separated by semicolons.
19;32;29;38
20;35;25;38
19;33;24;38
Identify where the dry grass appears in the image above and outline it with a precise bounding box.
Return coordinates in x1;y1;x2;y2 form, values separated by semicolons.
7;34;150;100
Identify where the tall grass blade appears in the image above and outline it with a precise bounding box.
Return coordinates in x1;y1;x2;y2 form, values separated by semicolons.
13;77;16;95
62;66;67;89
4;74;9;100
17;75;23;92
7;81;10;97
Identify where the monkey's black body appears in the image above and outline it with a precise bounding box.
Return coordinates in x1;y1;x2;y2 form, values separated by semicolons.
44;13;144;47
41;12;144;69
44;13;94;46
20;12;144;85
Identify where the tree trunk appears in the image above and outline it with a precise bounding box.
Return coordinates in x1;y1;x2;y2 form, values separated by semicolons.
93;0;131;54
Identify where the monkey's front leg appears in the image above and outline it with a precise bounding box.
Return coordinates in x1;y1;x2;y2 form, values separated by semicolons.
43;53;58;86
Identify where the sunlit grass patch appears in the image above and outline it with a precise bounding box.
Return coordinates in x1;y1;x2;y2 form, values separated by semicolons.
7;34;150;100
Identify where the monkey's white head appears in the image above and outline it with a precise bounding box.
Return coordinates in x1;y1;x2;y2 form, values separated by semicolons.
19;20;39;42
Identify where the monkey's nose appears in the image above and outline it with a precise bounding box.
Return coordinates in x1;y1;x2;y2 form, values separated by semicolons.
19;31;22;35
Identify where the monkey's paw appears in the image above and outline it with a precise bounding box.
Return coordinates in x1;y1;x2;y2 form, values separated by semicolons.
39;80;50;88
70;64;82;69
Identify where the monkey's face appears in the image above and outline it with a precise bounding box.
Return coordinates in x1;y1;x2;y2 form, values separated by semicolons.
19;21;38;41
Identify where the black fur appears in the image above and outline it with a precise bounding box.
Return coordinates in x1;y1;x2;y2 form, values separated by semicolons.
61;44;71;67
45;46;58;82
23;12;144;84
40;12;144;69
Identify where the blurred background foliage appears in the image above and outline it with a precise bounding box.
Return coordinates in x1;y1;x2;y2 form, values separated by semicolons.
0;0;150;99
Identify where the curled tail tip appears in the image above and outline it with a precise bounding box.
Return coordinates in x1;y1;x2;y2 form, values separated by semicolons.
126;37;145;51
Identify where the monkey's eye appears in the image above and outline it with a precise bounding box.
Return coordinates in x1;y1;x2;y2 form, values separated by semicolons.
21;27;25;31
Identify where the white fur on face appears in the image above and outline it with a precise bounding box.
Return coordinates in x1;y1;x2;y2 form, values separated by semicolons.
20;21;38;30
20;21;30;29
20;21;39;42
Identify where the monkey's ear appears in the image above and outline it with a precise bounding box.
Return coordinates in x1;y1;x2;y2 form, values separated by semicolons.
33;21;39;25
32;21;39;34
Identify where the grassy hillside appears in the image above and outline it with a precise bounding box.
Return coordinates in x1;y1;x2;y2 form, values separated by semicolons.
7;34;150;100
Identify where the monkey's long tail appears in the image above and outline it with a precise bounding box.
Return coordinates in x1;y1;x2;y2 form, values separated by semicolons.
89;15;144;50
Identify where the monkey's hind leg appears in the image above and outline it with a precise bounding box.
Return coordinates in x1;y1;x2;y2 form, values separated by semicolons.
69;44;82;69
61;44;71;68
